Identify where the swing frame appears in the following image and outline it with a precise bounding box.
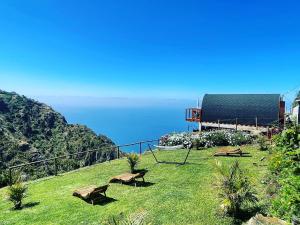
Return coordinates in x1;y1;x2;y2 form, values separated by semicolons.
147;144;192;165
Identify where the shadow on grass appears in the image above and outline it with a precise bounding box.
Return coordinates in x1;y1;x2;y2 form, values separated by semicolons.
134;169;149;174
155;161;203;166
157;161;184;165
10;201;40;211
111;180;155;187
22;201;40;209
214;155;252;158
127;181;155;187
87;195;117;206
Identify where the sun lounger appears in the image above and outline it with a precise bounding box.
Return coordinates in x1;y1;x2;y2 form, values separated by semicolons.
213;148;250;157
73;184;109;205
109;172;146;186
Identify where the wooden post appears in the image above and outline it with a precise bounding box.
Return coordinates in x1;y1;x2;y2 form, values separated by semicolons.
270;127;273;145
218;119;220;129
255;117;258;129
54;158;58;176
148;144;159;163
117;146;120;159
182;148;192;165
139;142;142;156
235;118;238;131
9;167;12;185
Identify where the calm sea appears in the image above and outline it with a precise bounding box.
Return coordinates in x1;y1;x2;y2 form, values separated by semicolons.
53;106;197;153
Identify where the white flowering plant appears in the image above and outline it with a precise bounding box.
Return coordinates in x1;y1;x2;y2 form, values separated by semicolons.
159;130;253;149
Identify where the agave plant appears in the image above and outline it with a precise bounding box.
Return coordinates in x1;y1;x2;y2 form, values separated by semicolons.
215;160;258;217
127;153;139;173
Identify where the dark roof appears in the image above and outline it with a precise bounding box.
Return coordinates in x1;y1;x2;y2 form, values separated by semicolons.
201;94;281;126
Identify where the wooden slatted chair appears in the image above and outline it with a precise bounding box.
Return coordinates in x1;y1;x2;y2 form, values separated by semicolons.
109;171;146;187
73;184;109;205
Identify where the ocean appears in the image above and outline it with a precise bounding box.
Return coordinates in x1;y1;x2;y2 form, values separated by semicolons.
53;105;197;153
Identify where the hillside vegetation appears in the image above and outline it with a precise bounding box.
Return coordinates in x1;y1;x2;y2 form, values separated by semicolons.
0;146;269;225
0;90;116;187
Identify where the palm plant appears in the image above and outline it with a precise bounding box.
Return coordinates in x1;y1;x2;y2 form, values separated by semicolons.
7;182;27;210
127;153;139;173
215;160;258;217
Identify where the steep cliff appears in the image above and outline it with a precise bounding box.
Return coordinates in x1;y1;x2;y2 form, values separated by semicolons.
0;90;116;186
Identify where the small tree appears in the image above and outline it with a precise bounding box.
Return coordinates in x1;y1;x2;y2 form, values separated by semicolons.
7;181;27;210
215;160;258;217
127;153;139;173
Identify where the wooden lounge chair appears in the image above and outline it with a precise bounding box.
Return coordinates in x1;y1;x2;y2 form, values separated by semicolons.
73;184;109;205
214;148;250;157
109;172;146;187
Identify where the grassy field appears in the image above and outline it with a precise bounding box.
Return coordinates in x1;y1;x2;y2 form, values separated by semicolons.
0;146;269;225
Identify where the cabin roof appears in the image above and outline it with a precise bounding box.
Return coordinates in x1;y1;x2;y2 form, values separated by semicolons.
201;94;281;126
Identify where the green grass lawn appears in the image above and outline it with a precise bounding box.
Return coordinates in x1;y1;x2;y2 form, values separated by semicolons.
0;146;269;225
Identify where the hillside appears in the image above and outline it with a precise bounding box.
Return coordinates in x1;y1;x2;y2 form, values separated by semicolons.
0;147;269;225
0;90;116;186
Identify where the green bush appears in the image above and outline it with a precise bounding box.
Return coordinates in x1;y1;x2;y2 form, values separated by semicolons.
270;174;300;221
160;130;253;149
127;153;139;173
192;138;202;150
257;135;268;151
0;170;9;187
215;160;258;218
7;182;27;209
268;125;300;222
229;131;253;146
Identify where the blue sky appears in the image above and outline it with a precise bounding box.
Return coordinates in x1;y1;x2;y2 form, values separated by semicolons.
1;0;300;105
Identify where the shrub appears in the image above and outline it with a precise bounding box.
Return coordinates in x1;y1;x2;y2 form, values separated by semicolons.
257;135;268;151
7;181;27;209
127;153;139;173
159;132;192;147
229;131;253;146
215;160;258;218
160;130;253;149
270;174;300;221
268;125;300;221
192;138;202;150
0;170;9;187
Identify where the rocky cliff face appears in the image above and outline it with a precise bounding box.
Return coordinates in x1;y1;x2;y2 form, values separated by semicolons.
0;90;116;186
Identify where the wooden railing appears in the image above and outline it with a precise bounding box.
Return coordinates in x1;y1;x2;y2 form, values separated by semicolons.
7;139;159;185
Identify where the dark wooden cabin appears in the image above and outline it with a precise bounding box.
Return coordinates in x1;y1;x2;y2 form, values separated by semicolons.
186;94;285;129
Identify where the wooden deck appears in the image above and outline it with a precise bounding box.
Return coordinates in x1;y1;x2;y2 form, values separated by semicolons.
201;122;268;133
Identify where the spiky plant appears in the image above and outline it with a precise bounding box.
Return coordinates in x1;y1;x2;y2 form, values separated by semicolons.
127;153;139;173
215;160;258;217
105;210;148;225
7;182;27;210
